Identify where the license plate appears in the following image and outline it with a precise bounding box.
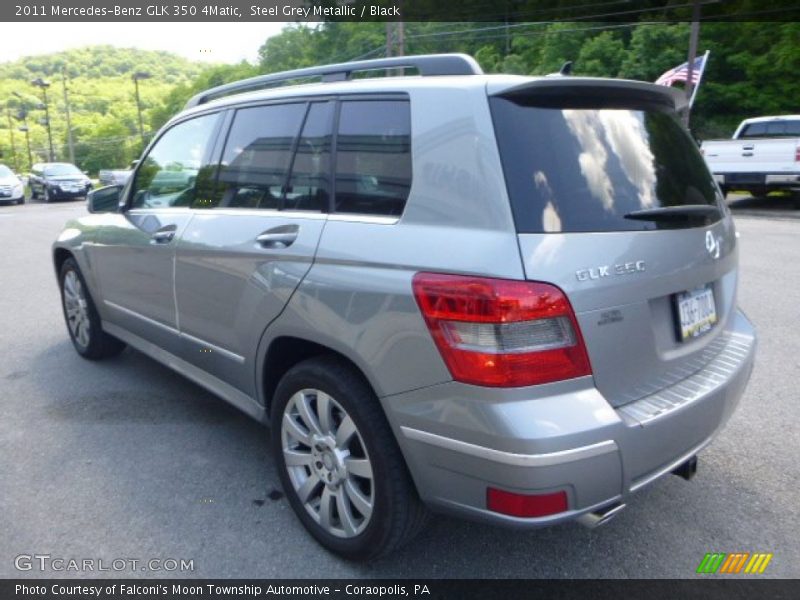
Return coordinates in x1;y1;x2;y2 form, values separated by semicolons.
675;285;717;341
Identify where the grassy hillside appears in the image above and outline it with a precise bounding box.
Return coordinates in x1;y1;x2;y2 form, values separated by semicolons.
0;46;206;173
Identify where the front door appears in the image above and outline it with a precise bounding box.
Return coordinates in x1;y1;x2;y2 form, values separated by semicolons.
92;112;222;354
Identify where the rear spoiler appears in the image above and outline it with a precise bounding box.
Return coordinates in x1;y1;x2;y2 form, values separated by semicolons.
490;77;687;113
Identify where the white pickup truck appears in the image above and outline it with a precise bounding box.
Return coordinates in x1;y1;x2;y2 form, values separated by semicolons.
701;115;800;197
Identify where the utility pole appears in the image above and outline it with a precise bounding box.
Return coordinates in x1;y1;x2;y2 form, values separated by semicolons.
5;108;19;172
31;78;54;161
684;0;701;128
397;21;404;57
132;72;151;149
18;125;33;171
61;67;75;164
385;20;405;76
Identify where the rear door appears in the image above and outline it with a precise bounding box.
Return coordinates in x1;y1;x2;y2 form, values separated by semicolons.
173;100;332;396
489;84;738;407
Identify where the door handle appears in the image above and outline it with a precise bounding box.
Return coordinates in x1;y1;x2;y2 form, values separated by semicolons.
256;225;299;248
151;225;177;244
741;152;754;157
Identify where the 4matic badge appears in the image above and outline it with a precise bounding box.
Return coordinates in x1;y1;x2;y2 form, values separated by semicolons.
576;260;646;282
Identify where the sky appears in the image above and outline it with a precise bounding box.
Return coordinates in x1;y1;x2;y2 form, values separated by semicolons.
0;22;290;65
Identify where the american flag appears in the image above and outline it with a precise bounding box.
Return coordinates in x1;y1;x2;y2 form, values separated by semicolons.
655;53;709;87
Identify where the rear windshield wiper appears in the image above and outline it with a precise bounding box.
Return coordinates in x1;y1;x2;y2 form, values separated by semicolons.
624;205;721;222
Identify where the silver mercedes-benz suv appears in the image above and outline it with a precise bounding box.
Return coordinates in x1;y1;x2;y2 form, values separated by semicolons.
53;54;756;560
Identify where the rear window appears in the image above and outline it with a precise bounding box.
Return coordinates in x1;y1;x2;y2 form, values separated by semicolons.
490;97;720;233
740;120;800;138
334;100;412;217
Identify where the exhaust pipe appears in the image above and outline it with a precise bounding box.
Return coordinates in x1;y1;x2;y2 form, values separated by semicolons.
672;455;698;481
577;501;626;529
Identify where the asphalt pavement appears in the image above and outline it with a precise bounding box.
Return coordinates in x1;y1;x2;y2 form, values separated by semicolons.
0;198;798;578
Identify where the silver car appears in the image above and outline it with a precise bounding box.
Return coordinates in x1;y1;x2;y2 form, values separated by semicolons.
53;54;756;560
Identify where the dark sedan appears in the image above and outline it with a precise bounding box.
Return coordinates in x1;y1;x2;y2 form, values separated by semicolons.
29;163;92;202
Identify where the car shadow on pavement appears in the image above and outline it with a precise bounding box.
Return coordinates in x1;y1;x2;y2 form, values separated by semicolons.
727;193;800;218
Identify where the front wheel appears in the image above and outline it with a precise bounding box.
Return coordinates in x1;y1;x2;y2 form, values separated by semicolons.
59;257;126;359
272;356;427;560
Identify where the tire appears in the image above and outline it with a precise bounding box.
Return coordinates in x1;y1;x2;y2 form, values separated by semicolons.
59;257;126;360
719;185;730;198
271;355;428;560
17;196;25;205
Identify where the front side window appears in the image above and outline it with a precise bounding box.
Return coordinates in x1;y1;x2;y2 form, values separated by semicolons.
334;100;412;217
130;113;219;209
215;103;306;210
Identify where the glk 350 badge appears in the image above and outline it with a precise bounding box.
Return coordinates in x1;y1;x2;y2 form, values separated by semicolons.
576;260;646;281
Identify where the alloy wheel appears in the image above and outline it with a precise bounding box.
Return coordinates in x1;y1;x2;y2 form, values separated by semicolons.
281;388;375;538
63;270;91;348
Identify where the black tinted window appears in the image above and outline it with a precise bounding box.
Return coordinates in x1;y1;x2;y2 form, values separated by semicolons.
284;102;333;212
334;100;411;217
216;103;306;210
490;98;720;233
741;119;800;138
131;113;219;209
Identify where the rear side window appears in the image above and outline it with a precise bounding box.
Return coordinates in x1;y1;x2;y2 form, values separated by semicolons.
740;120;800;138
490;98;719;233
284;102;334;212
334;100;412;217
216;103;306;209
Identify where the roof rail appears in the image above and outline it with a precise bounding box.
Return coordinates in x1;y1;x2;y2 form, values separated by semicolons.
184;53;483;109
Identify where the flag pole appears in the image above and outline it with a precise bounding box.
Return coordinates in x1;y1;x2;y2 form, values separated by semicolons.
683;0;701;127
689;50;710;110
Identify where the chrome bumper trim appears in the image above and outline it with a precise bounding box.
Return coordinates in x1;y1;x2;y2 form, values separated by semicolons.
400;427;617;467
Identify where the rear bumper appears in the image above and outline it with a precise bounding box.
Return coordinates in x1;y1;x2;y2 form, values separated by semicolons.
714;172;800;188
382;309;756;528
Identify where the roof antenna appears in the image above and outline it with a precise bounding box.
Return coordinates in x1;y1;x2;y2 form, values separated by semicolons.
559;61;573;76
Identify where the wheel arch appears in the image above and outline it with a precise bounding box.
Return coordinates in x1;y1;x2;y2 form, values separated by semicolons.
53;246;75;279
258;334;380;423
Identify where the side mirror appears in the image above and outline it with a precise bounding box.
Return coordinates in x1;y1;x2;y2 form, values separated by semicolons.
129;160;139;169
87;185;122;213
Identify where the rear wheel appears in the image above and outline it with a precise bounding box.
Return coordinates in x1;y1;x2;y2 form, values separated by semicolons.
59;257;125;359
272;356;427;560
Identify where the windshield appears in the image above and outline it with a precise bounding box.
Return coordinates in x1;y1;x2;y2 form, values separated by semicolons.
490;98;721;232
0;165;14;178
44;164;82;177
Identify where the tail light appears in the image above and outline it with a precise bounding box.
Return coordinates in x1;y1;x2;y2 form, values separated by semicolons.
795;146;800;162
412;273;592;387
